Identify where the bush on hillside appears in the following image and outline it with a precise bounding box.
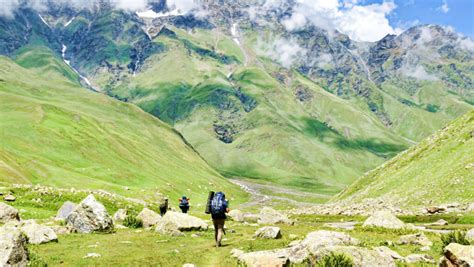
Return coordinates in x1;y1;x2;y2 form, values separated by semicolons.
123;215;143;229
440;231;469;251
316;252;354;267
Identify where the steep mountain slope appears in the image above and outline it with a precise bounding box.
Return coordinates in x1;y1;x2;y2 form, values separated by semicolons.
0;1;472;196
0;53;246;203
334;110;474;207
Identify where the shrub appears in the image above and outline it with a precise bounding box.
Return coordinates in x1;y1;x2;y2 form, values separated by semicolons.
123;215;143;229
440;231;470;250
316;252;354;267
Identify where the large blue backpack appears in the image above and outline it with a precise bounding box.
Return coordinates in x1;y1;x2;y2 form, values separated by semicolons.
210;192;226;215
180;196;189;207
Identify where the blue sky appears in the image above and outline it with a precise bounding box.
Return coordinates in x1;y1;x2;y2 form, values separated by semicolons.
368;0;474;38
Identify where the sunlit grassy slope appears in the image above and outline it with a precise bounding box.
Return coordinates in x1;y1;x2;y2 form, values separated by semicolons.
0;51;247;204
334;110;474;206
107;26;411;197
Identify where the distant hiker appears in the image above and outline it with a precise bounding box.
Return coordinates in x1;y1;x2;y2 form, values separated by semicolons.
210;192;229;247
179;195;190;214
159;197;168;216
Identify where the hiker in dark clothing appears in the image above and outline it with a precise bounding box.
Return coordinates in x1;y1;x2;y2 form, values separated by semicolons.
179;195;190;213
210;192;229;247
159;197;168;216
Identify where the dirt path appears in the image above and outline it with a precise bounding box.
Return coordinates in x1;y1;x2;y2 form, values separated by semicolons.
230;179;324;208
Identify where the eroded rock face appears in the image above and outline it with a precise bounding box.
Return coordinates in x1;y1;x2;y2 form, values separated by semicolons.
56;201;76;220
362;210;405;229
258;207;293;225
156;211;207;232
254;226;282;239
0;225;28;266
440;243;474;267
19;220;58;245
397;233;433;247
0;203;19;224
137;208;161;228
66;194;113;233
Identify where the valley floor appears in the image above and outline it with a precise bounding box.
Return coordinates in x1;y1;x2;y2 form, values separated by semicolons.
29;213;473;266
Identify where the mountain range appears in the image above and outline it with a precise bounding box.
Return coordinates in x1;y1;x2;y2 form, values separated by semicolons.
0;0;473;201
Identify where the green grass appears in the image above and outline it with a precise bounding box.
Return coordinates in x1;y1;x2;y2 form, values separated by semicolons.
0;54;247;204
335;110;474;207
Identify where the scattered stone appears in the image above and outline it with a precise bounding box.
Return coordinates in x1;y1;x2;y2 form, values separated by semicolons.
66;194;113;233
137;208;161;228
324;222;357;230
426;206;445;214
374;246;404;261
363;210;405;229
258;207;293;225
420;246;430;252
113;209;128;223
397;233;433;247
440;243;474;266
19;220;58;244
0;202;19;223
466;229;474;243
254;226;282;239
3;195;16;202
228;209;244;222
55;201;76;220
429;219;449;226
405;254;435;264
83;253;101;259
0;225;28;266
313;246;396;267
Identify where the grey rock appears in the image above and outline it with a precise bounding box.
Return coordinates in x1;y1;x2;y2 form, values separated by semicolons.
56;201;76;220
137;208;161;228
363;210;405;229
313;246;396;267
258;207;293;225
3;195;16;202
397;233;433;247
227;209;244;222
0;203;19;224
466;229;474;243
440;243;474;266
374;246;404;261
66;194;113;233
0;225;28;266
155;211;207;234
429;219;449;226
232;248;290;267
113;209;128;223
19;220;58;244
254;226;282;239
405;254;435;264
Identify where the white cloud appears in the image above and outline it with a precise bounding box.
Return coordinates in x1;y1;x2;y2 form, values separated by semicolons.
0;0;20;18
277;0;401;42
437;0;449;13
113;0;148;11
261;37;307;68
401;65;439;81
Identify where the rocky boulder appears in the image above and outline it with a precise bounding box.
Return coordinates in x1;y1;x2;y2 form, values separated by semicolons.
113;209;128;223
429;219;449;226
313;246;396;267
19;220;58;244
397;233;433;247
440;243;474;266
0;225;28;266
258;207;293;225
227;209;244;222
232;248;290;267
3;195;16;202
0;203;19;223
137;208;161;228
155;220;184;236
66;194;113;233
466;229;474;243
254;226;282;239
405;254;435;264
56;201;76;220
362;210;405;229
374;246;404;261
156;211;207;232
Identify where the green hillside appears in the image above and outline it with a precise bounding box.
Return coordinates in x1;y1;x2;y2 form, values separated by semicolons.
0;52;247;204
334;110;474;206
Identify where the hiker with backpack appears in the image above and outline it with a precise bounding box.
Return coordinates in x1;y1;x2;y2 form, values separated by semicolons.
208;192;229;247
159;197;168;216
179;195;190;213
